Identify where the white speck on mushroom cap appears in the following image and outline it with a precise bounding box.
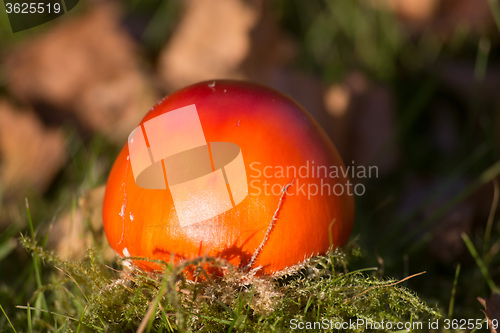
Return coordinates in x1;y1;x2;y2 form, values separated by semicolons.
117;171;129;247
122;247;130;257
208;81;215;88
119;204;125;217
129;213;134;221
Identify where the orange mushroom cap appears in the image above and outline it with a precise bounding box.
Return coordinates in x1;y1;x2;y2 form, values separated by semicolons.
103;80;354;275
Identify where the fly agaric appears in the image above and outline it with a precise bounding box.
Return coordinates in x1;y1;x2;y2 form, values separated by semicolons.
103;80;354;275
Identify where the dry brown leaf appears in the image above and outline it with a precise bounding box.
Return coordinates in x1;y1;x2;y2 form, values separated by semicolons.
351;84;398;174
48;208;89;260
4;3;137;107
478;293;500;333
48;185;114;260
158;0;260;90
76;70;157;143
79;185;106;232
367;0;494;36
324;73;398;175
242;1;296;81
435;0;494;37
0;99;66;195
371;0;439;23
3;3;155;143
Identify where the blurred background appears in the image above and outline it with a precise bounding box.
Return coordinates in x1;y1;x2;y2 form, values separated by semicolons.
0;0;499;327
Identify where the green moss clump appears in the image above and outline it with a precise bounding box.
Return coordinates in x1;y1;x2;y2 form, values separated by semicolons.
17;236;439;332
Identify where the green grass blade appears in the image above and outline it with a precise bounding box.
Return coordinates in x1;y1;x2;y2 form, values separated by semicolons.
75;305;87;333
27;303;32;333
0;238;17;262
385;145;488;247
25;198;49;320
474;37;491;82
198;315;232;325
17;305;104;332
469;318;488;333
242;286;254;332
25;198;42;290
447;264;460;319
405;160;500;254
486;0;500;34
142;273;170;333
0;303;18;333
483;178;499;256
461;233;499;293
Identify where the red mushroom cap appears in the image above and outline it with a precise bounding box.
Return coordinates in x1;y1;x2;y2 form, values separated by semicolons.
103;80;354;275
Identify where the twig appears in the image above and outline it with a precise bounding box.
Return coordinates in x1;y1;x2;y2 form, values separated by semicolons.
245;180;294;271
344;271;426;304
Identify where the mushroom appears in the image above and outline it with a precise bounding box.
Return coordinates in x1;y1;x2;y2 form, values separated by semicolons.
103;80;354;275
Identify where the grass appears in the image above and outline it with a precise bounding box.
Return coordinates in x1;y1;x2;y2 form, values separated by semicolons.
1;193;441;332
462;233;499;294
2;192;493;332
8;232;439;333
1;0;499;332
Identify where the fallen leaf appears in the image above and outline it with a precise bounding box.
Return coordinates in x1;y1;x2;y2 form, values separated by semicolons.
48;185;114;260
435;0;494;37
0;99;66;196
77;70;157;143
158;0;259;90
3;2;155;143
372;0;439;24
78;185;106;232
478;293;500;333
324;73;398;175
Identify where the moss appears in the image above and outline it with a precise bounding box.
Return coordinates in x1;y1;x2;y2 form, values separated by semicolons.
15;236;439;332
